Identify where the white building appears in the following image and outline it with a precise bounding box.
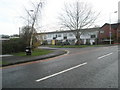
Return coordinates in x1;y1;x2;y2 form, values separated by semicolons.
37;27;100;45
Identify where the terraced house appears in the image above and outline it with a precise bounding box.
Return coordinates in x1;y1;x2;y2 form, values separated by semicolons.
36;22;120;45
36;27;100;45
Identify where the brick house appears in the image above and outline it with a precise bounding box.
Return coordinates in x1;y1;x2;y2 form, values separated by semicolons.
98;23;120;44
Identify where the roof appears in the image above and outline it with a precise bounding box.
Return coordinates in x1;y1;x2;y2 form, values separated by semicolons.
101;23;120;29
36;27;100;35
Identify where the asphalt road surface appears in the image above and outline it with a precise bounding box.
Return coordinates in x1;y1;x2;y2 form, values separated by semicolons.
2;45;119;88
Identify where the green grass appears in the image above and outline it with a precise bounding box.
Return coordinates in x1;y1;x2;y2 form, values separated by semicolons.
49;45;105;48
0;61;9;65
13;49;53;57
0;61;2;64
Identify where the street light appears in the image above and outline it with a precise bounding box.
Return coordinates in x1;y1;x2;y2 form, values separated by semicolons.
27;10;34;47
25;9;34;55
28;10;34;26
109;11;117;45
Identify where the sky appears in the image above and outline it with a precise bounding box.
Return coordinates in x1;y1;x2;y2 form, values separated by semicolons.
0;0;119;35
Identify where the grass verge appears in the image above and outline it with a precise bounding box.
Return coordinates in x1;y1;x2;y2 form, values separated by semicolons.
13;49;53;57
0;61;9;65
49;45;105;48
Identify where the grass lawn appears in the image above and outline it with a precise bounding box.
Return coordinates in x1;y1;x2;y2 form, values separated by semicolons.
49;45;105;48
13;49;53;57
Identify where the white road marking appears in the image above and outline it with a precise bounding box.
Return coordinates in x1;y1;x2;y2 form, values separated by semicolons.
98;53;113;59
0;55;13;57
36;62;87;82
64;50;70;55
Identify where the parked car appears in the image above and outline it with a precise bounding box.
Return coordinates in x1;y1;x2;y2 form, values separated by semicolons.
62;40;70;45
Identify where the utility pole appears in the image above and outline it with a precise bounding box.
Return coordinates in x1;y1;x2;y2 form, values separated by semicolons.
109;11;117;45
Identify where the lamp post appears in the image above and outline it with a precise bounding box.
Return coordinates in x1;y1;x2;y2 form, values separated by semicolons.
109;11;117;45
117;28;119;43
28;10;34;26
28;10;34;49
29;1;44;49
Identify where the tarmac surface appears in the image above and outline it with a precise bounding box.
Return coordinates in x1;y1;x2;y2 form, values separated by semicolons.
2;45;119;88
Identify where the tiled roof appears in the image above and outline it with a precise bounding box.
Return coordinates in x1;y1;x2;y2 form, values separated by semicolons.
101;23;120;29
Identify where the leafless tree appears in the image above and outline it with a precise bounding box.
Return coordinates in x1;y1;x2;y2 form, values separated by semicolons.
59;1;99;45
20;1;45;49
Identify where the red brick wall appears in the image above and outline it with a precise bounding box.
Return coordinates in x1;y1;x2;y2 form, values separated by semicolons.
117;25;120;42
98;24;118;44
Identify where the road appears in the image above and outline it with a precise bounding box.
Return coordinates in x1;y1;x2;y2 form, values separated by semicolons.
2;45;119;88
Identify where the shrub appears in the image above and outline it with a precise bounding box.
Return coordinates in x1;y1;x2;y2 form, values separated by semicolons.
2;38;26;54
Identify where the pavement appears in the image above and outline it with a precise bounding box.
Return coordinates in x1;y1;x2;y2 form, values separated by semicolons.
1;48;67;67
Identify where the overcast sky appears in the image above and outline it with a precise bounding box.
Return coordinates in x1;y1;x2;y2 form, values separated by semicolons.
0;0;119;35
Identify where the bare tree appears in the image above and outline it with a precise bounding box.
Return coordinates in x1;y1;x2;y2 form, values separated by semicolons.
20;1;45;49
59;1;99;45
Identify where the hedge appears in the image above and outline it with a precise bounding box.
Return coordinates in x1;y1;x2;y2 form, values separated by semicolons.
2;38;26;54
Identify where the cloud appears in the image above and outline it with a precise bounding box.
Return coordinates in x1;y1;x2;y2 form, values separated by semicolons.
0;0;119;35
0;22;19;35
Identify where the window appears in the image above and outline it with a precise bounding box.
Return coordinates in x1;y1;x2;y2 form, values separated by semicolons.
58;34;61;37
91;35;96;38
64;36;67;39
53;37;56;39
53;34;57;39
69;33;73;37
63;33;67;36
100;31;104;34
44;36;46;39
118;30;120;33
47;34;52;38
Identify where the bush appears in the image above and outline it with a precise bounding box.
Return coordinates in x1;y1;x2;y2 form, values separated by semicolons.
33;41;40;49
56;41;62;45
42;40;48;45
2;38;26;54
